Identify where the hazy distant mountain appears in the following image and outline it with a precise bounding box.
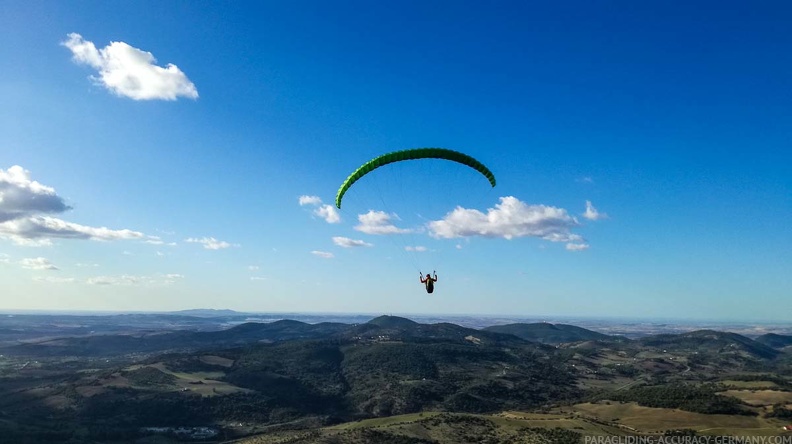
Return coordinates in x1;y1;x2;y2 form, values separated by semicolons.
638;330;780;360
339;315;532;347
367;315;419;328
482;322;614;344
169;308;244;317
1;319;349;357
755;333;792;349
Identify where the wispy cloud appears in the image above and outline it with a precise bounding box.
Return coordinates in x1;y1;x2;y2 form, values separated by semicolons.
298;195;340;224
62;33;198;101
405;246;427;252
582;200;608;221
248;265;260;271
33;276;76;283
144;236;177;246
577;176;594;184
250;276;268;281
311;250;334;259
0;166;146;245
354;210;411;235
566;243;590;251
3;217;145;242
86;273;180;286
332;236;373;248
428;196;585;248
87;275;143;286
20;257;58;270
185;237;236;250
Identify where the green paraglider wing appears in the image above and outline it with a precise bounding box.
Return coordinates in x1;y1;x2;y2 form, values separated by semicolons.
335;148;496;208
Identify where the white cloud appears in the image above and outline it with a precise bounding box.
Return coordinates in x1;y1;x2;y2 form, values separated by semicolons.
20;257;58;270
428;196;584;245
165;274;184;279
87;275;143;285
62;33;198;101
332;236;373;248
311;250;334;259
298;195;322;206
405;246;427;252
250;276;268;281
315;205;341;223
185;237;236;250
144;236;175;246
566;243;590;251
0;166;148;246
299;195;340;224
33;276;76;283
1;216;144;241
577;177;594;184
354;210;411;235
248;265;260;271
583;200;608;221
0;166;71;223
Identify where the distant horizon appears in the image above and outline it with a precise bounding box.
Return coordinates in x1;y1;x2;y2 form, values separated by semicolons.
1;307;790;326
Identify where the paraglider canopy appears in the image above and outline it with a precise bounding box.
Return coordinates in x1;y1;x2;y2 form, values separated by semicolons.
335;147;496;209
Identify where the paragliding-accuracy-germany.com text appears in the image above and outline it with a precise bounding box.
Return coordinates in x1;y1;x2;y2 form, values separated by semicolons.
585;436;792;444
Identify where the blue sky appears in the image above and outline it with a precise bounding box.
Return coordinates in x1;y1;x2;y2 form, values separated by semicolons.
1;1;789;320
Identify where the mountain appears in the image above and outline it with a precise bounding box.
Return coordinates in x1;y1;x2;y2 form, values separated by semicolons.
338;316;533;348
482;322;615;344
67;330;580;432
637;330;780;360
0;319;350;357
755;333;792;349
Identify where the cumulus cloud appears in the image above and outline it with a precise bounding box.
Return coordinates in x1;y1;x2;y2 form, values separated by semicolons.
185;237;236;250
0;166;71;223
311;250;334;259
0;166;147;245
332;236;373;248
20;257;58;270
315;205;340;223
62;33;198;101
298;195;322;206
354;210;411;235
298;195;341;224
583;200;608;221
428;196;584;246
405;246;427;252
